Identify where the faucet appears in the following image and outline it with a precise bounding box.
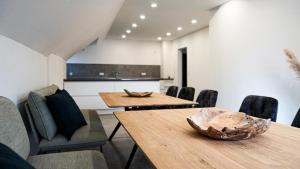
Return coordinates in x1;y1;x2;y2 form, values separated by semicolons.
114;72;121;79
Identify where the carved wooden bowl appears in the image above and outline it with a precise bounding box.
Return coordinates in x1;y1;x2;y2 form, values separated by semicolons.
187;109;271;140
124;89;153;97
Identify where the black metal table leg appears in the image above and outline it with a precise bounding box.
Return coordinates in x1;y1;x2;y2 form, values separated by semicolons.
125;143;138;169
108;122;121;141
109;107;131;141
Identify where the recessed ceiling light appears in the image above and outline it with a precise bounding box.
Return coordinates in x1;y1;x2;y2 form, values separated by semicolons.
126;29;131;34
132;23;138;28
140;14;146;20
157;37;162;41
191;19;198;24
151;3;158;8
166;32;172;36
122;34;126;39
177;27;183;31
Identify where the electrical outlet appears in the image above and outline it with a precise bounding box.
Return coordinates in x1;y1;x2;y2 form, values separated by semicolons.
99;72;105;76
141;72;147;76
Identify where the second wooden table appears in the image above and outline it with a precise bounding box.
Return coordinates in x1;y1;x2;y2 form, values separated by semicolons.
99;92;197;141
99;92;197;108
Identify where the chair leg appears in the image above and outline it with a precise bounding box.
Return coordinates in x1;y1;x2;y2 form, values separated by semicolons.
100;145;103;152
125;144;138;169
108;122;122;141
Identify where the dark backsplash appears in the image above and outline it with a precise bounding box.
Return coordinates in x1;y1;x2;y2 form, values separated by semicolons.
67;63;161;79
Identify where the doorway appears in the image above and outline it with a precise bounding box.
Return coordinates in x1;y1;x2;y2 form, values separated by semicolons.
178;47;187;87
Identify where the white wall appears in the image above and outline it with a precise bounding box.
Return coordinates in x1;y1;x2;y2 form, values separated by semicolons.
161;28;211;97
48;54;66;89
0;35;47;103
162;0;300;124
209;0;300;124
0;35;67;104
68;39;162;65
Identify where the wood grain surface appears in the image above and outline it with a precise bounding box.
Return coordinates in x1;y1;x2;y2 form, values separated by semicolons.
99;92;197;108
115;108;300;169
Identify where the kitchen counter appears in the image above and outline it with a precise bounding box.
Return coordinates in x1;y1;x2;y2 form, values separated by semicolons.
64;77;174;82
64;79;163;110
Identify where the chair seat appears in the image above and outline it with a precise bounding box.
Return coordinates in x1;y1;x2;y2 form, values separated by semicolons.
39;110;107;152
28;150;108;169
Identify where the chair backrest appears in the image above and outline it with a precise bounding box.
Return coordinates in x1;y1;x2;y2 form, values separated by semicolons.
178;87;195;101
166;86;178;97
196;90;218;108
0;96;30;159
239;95;278;122
292;108;300;128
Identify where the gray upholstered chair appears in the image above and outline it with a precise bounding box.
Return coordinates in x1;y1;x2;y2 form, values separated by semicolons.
0;96;108;169
166;86;178;97
195;90;218;108
25;85;107;154
292;108;300;128
239;95;278;122
178;87;195;101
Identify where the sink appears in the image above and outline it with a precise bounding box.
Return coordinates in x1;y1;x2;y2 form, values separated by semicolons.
101;77;118;80
118;78;134;80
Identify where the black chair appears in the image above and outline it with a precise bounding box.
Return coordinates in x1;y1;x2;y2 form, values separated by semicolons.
239;95;278;122
166;86;178;97
292;108;300;128
195;90;218;108
178;87;195;101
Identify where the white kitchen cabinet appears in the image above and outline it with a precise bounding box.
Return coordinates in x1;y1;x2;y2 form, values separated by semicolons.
114;81;160;92
64;82;114;96
64;81;160;113
72;96;105;110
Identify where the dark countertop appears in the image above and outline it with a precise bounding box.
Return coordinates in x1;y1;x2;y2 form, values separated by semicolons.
64;77;174;82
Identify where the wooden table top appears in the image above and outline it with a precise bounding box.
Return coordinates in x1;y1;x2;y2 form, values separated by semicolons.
99;92;197;108
115;108;300;169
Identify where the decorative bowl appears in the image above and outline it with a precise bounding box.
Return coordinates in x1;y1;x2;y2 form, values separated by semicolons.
124;89;153;97
187;109;271;140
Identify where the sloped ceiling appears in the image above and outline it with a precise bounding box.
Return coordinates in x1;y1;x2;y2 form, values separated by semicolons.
107;0;231;41
0;0;125;59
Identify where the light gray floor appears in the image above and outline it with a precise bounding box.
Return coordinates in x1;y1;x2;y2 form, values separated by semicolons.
99;114;154;169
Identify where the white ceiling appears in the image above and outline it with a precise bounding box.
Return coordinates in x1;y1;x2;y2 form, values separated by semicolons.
106;0;231;41
0;0;125;59
0;0;230;59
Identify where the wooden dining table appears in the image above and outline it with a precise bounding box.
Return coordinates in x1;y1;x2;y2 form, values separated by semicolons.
99;92;197;141
115;108;300;169
99;92;197;108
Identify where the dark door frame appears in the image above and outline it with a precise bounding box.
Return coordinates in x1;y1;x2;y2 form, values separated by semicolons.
178;47;187;88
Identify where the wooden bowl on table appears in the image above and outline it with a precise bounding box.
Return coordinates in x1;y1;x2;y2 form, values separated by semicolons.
187;109;271;140
124;89;153;97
